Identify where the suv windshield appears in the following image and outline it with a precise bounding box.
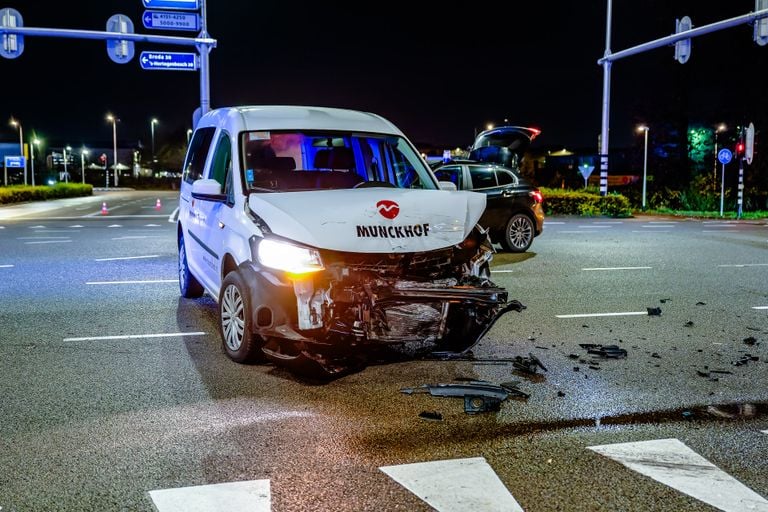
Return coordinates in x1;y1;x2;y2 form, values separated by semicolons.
239;130;437;192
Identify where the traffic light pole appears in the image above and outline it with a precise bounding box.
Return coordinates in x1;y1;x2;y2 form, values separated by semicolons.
737;157;744;218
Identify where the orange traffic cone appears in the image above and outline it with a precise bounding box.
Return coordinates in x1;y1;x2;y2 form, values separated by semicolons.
101;202;108;215
155;198;162;210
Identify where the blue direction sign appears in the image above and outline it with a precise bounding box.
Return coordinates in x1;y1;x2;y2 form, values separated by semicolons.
4;156;25;168
718;148;733;165
140;51;197;71
142;10;199;31
141;0;200;11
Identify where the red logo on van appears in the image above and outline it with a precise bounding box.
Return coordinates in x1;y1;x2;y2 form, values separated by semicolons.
376;200;400;219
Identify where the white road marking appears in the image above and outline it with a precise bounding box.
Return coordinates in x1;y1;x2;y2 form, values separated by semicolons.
491;270;515;273
582;266;652;271
556;311;649;318
24;240;72;245
168;207;180;223
543;221;565;224
588;438;768;512
578;225;613;228
107;224;123;228
641;225;675;228
29;225;46;228
86;279;177;285
558;230;594;234
380;457;523;512
0;264;13;268
94;255;160;261
111;235;163;240
149;479;271;512
0;225;5;229
753;306;768;310
144;223;161;227
703;221;738;224
63;331;206;342
762;430;768;434
593;221;623;224
17;236;70;240
648;221;678;224
632;230;671;233
718;264;768;268
703;230;739;233
69;224;84;228
33;230;73;233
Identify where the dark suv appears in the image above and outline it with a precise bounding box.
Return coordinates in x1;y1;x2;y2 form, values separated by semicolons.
432;160;544;252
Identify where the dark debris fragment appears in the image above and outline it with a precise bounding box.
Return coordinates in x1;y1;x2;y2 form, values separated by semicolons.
579;343;627;359
744;336;758;346
647;307;662;316
512;353;548;374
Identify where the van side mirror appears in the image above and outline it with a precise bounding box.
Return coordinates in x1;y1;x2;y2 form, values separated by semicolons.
191;178;227;202
438;181;457;191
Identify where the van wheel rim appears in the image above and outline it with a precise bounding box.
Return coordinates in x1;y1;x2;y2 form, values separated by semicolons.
178;245;189;288
221;284;245;351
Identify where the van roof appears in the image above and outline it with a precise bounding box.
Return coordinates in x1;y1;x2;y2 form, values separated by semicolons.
198;105;404;135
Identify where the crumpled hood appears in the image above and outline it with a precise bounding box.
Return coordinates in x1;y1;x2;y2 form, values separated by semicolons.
248;188;486;253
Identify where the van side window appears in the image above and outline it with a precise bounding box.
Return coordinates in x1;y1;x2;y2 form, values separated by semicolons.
183;127;216;184
209;131;232;186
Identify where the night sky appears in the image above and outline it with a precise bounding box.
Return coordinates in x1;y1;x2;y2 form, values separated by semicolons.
1;1;766;155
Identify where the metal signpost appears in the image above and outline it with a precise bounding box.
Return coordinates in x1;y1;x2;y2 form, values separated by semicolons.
717;148;732;217
579;164;595;189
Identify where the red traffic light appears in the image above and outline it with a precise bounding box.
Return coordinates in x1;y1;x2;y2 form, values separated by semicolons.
736;142;745;154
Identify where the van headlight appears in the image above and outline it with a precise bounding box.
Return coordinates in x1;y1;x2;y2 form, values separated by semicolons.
253;238;324;275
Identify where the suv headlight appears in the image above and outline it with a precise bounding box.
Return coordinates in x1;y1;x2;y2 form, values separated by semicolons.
254;238;324;275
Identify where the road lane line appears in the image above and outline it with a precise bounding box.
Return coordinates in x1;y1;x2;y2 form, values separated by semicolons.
16;236;71;240
556;311;648;318
111;235;163;240
593;221;623;224
577;225;613;228
380;457;523;512
753;306;768;310
95;255;160;261
86;279;177;285
491;270;515;273
168;207;179;223
149;479;271;512
632;230;670;233
717;263;768;268
24;240;72;245
543;221;564;224
641;225;675;228
63;332;206;342
0;264;13;268
582;266;652;271
648;221;678;224
588;438;768;512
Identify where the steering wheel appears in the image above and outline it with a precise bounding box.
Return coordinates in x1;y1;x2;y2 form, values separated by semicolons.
353;180;397;189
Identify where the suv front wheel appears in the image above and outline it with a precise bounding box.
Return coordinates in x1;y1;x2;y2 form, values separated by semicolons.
219;271;265;363
501;213;535;252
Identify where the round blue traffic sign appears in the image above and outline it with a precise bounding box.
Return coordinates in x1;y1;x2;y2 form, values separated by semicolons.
718;148;733;165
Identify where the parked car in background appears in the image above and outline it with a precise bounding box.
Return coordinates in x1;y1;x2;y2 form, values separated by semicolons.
431;159;544;252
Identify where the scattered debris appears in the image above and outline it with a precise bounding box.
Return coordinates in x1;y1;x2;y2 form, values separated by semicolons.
651;352;661;359
744;336;758;346
733;355;760;366
647;307;662;316
400;380;528;414
573;367;580;372
512;353;548;374
418;411;443;421
588;365;601;370
534;346;549;350
685;321;694;327
579;344;627;359
709;369;733;375
660;298;671;303
557;391;566;397
696;301;706;305
568;354;580;359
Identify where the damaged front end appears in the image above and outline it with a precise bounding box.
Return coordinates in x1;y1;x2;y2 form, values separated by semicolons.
251;227;518;376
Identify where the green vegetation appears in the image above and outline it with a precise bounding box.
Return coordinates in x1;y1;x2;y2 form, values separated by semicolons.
0;183;92;204
540;187;632;217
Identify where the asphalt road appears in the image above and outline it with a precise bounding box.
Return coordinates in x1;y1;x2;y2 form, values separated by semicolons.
1;191;767;512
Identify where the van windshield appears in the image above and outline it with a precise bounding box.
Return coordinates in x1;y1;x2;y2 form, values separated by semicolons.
239;130;437;192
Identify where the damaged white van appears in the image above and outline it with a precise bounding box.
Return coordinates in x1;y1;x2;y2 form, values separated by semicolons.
177;106;520;377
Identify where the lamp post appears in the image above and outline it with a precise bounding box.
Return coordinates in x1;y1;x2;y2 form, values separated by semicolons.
30;138;40;186
107;114;118;188
9;118;27;185
713;123;726;192
81;148;89;184
150;118;159;161
637;125;649;210
63;145;72;183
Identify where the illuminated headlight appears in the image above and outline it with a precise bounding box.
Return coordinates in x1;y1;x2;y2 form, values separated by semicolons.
256;238;324;275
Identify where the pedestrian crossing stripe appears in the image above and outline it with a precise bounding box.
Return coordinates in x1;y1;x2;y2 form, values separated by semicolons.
149;479;271;512
588;438;768;512
380;457;523;512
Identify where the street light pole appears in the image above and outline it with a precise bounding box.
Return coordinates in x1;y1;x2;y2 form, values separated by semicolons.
81;148;89;184
64;145;71;183
638;125;649;210
107;114;118;188
151;118;159;161
9;118;26;185
30;138;39;186
713;123;726;192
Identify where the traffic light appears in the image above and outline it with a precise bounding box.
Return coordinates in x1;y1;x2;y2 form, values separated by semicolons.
736;141;745;156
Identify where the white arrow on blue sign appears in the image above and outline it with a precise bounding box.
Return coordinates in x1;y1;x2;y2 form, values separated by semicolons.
717;148;733;165
142;10;199;31
141;0;200;11
140;51;197;71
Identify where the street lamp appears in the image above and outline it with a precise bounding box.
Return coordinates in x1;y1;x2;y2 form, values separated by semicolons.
64;145;72;183
637;125;649;210
31;138;40;186
9;118;27;185
713;123;726;191
150;118;159;161
81;148;89;184
107;114;118;188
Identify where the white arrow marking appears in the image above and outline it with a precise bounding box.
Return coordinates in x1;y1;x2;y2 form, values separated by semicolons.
380;457;523;512
588;438;768;512
149;479;271;512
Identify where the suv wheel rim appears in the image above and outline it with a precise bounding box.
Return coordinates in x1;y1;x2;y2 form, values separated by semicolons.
178;244;188;289
508;216;533;249
221;284;245;351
